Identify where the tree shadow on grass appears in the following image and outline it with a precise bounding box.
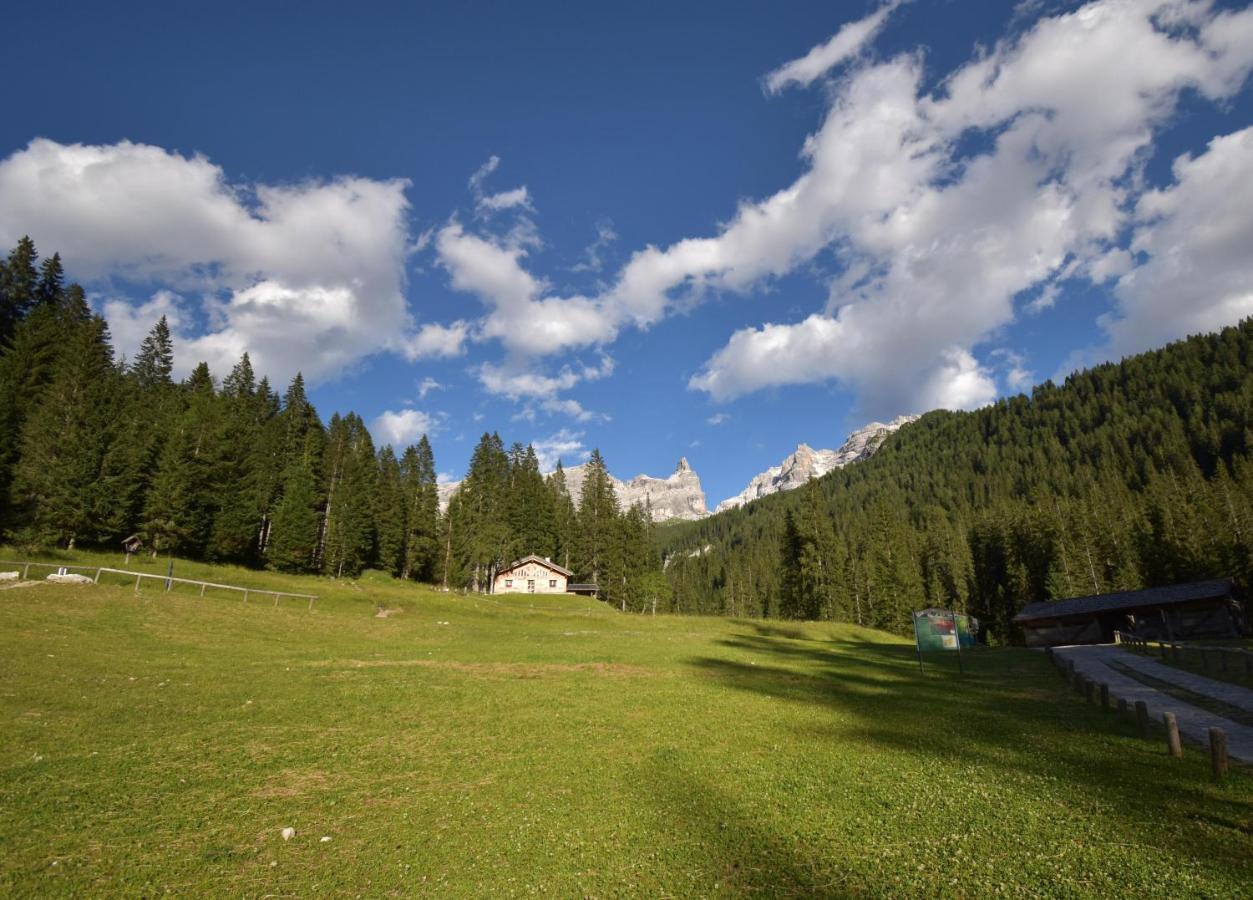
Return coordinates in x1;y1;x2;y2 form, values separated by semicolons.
681;626;1253;879
639;760;882;898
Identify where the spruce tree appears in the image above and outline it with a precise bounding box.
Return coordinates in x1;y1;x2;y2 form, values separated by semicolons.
401;436;440;581
374;446;406;576
575;449;620;594
10;316;119;548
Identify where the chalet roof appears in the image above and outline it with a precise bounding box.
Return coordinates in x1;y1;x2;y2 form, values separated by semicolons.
499;554;574;578
1013;578;1236;623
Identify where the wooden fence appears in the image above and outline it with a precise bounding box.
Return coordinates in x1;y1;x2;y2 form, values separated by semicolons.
1116;630;1253;678
0;560;318;610
1046;645;1232;777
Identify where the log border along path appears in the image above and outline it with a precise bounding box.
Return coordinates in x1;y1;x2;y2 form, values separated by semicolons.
1054;644;1253;763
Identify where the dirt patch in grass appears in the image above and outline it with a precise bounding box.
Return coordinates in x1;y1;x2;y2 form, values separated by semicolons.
253;769;333;799
309;659;653;678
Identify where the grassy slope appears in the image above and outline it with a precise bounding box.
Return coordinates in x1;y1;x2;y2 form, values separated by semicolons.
1;550;1250;897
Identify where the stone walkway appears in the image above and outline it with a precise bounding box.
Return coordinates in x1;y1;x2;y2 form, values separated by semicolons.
1107;647;1253;714
1053;644;1253;764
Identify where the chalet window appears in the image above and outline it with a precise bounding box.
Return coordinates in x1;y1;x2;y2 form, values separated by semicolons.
527;580;535;593
505;579;512;587
549;580;557;588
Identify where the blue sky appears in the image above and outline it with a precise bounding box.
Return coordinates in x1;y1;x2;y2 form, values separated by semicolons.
1;0;1251;506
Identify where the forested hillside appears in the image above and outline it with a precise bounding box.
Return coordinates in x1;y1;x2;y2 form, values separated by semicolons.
0;239;664;609
661;320;1253;644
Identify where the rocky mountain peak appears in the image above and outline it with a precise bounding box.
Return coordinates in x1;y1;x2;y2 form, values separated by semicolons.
675;457;692;474
715;414;919;513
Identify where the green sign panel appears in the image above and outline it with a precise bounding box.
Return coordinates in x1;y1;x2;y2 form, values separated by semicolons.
912;609;978;673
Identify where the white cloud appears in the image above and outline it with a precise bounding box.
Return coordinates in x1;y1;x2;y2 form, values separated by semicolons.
685;0;1253;415
402;321;470;360
1098;126;1253;359
991;348;1034;393
532;428;590;471
706;413;730;425
764;2;901;94
100;290;187;363
571;220;619;273
417;376;444;399
0;137;465;385
436;222;619;355
371;408;440;448
478;186;532;213
468;155;500;193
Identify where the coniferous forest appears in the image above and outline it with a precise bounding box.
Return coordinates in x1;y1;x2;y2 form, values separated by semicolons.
3;238;1251;641
660;318;1253;643
0;239;666;610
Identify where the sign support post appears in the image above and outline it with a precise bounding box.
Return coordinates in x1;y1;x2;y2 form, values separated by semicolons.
952;610;964;675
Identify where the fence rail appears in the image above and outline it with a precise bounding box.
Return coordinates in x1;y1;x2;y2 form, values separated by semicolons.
1115;630;1253;678
0;561;317;610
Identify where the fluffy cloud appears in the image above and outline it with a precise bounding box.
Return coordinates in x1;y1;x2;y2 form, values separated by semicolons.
531;428;590;471
435;222;619;355
371;408;441;448
764;1;900;94
685;0;1253;415
0;138;460;384
1097;126;1253;358
402;321;470;360
101;290;187;362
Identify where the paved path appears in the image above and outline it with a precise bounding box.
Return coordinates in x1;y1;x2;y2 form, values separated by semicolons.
1107;647;1253;714
1053;645;1253;763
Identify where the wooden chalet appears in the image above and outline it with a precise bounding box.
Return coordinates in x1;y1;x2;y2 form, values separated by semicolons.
492;555;598;597
1013;578;1246;647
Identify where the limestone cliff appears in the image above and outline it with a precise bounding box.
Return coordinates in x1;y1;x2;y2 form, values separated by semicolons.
715;415;917;512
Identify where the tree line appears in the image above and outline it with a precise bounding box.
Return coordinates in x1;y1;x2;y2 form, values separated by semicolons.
0;238;666;609
661;319;1253;644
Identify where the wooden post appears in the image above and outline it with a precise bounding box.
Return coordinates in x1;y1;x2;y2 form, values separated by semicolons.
1117;697;1128;718
1203;649;1216;676
1209;728;1228;778
1084;679;1095;704
1135;701;1150;739
1219;649;1229;674
273;592;279;607
1099;683;1109;709
1164;713;1183;758
135;574;141;593
243;589;249;603
200;583;206;597
93;567;101;584
308;596;315;611
22;563;30;579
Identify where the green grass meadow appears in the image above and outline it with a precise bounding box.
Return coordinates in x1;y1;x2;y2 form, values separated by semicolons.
1;550;1250;896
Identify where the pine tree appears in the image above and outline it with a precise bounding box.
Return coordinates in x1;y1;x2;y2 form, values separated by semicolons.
35;253;65;307
0;237;39;344
548;462;578;571
400;436;440;581
319;413;377;577
208;353;269;561
267;456;321;572
10;316;119;548
140;362;222;556
575;449;620;593
374;446;406;575
132;316;175;390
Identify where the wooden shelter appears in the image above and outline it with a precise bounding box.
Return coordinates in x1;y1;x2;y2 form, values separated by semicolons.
492;555;574;595
1013;578;1246;647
